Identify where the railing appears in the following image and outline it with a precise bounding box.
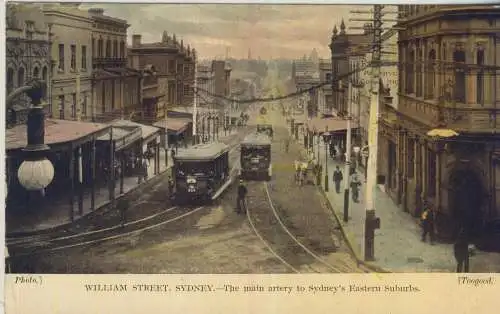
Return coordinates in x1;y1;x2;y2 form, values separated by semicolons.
399;94;500;132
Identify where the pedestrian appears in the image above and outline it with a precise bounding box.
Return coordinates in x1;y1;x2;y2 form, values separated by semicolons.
454;228;470;273
294;160;300;184
236;179;248;214
171;148;176;160
284;137;290;153
117;198;130;228
350;170;361;202
420;205;435;244
333;166;343;194
142;156;149;182
167;177;175;200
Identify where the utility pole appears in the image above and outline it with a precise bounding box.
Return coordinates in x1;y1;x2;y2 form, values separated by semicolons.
343;80;353;223
192;59;198;145
349;5;399;261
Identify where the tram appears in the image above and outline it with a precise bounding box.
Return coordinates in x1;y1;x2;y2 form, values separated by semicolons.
239;132;272;181
256;124;273;138
172;142;232;204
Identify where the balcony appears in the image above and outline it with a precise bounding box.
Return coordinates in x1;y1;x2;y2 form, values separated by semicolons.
93;57;127;68
399;94;500;133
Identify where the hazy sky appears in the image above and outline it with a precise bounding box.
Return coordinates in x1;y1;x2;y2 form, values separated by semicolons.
82;3;371;60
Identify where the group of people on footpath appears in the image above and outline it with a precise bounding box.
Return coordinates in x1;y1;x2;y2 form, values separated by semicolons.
332;166;362;203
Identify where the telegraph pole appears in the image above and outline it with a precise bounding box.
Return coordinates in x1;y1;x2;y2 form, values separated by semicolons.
192;59;198;145
343;80;353;223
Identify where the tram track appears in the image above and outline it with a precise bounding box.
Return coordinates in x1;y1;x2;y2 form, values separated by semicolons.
246;181;365;273
7;128;253;258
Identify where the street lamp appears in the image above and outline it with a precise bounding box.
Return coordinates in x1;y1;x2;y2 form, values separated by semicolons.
323;128;330;192
14;81;55;192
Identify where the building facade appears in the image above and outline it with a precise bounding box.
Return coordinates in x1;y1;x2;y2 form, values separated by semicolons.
197;64;215;107
89;8;141;122
128;31;196;117
393;5;500;240
317;59;333;115
5;3;51;127
43;3;93;121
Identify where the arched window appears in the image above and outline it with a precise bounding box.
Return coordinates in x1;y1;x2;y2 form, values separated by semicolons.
7;68;14;94
120;41;125;58
415;43;422;97
113;40;118;58
98;38;103;57
453;50;466;103
426;49;436;99
33;67;40;79
106;39;111;58
17;67;25;87
406;49;414;94
477;49;485;105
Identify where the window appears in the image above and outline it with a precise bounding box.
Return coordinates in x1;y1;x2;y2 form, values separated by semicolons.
113;40;118;58
42;66;48;98
416;44;422;97
7;68;14;94
111;81;115;110
25;21;34;40
72;93;77;118
33;67;39;79
168;60;176;73
477;49;485;105
70;44;76;71
406;50;414;94
82;94;87;116
453;50;466;103
81;45;87;70
59;95;65;119
17;67;25;87
427;149;436;197
58;44;65;71
326;73;332;82
98;39;103;57
120;41;125;58
106;40;111;58
92;38;95;57
407;138;415;178
426;49;436;99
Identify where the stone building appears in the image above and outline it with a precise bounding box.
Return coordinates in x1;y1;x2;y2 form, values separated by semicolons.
197;64;215;107
128;32;196;117
292;58;319;118
211;60;232;99
329;20;372;118
5;3;51;127
392;5;500;240
89;8;141;122
317;59;333;116
42;3;93;121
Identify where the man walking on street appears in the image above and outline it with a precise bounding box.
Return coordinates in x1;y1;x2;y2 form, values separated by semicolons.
236;179;248;214
283;137;290;153
420;205;435;244
454;228;470;273
350;170;361;202
117;198;130;228
333;166;343;193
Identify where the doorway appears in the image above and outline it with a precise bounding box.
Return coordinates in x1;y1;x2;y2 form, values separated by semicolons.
448;169;483;239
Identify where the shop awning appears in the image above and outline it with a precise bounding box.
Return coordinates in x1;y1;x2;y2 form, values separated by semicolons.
5;119;109;151
111;119;161;143
153;117;191;135
97;125;142;151
306;117;358;133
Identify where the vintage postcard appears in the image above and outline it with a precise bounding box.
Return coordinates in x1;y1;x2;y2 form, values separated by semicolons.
2;1;500;313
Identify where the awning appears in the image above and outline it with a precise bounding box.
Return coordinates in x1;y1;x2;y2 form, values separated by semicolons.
5;119;109;151
111;119;161;143
97;125;142;151
306;117;358;133
153;117;191;135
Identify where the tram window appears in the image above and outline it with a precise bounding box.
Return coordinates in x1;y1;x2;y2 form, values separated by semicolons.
177;161;214;176
242;147;270;158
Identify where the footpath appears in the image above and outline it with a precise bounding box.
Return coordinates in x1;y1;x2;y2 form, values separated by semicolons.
308;135;500;273
6;129;239;236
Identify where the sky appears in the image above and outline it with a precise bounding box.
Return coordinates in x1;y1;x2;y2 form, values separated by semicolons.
81;3;373;60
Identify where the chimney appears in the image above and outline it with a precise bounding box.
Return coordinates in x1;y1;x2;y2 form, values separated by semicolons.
132;34;142;48
88;8;104;15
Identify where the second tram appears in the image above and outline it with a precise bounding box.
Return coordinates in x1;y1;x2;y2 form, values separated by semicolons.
239;132;272;181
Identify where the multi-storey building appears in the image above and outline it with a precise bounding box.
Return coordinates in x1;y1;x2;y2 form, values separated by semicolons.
329;20;372;118
197;64;215;107
317;59;333;116
43;3;93;121
5;3;51;127
394;5;500;240
89;7;141;122
128;31;196;118
211;60;232;100
292;58;320;118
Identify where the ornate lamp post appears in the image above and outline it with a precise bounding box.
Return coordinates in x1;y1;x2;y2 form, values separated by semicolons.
323;128;330;192
13;81;55;193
